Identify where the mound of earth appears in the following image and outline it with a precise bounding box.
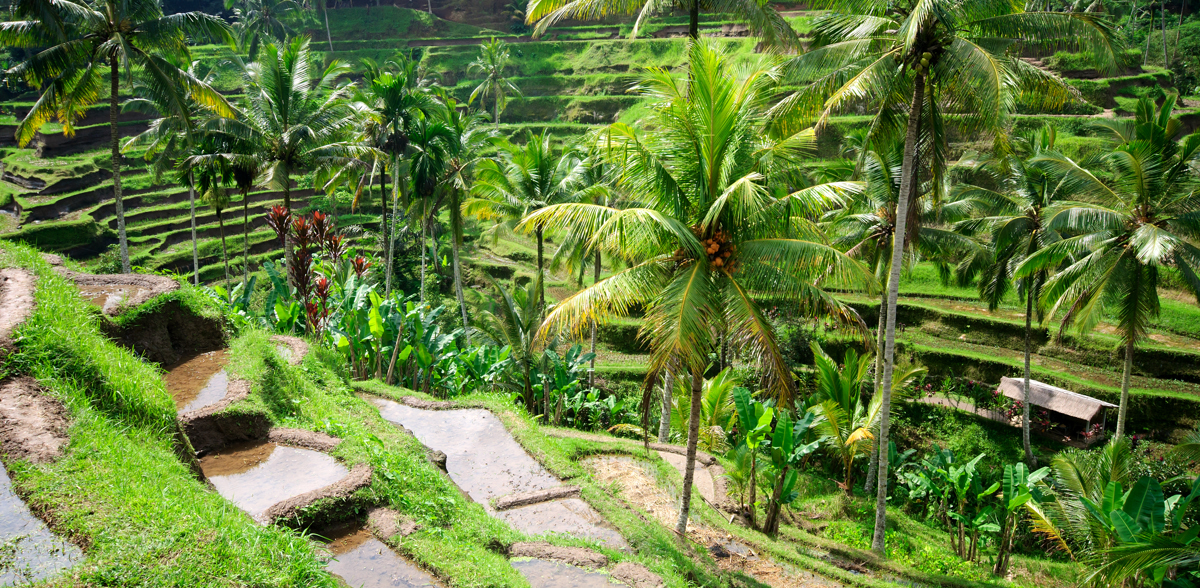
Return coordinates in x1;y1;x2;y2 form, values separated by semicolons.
0;376;70;463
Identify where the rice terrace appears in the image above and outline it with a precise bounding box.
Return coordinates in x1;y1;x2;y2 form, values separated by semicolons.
1;0;1200;585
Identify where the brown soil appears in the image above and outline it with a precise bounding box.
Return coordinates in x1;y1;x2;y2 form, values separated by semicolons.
494;485;581;511
399;396;456;410
0;376;70;463
0;268;37;353
271;335;310;366
367;507;421;539
40;253;62;266
585;456;831;588
177;380;256;450
325;524;374;554
510;542;608;569
267;428;342;452
57;268;179;315
611;562;664;588
163;349;229;410
259;463;373;524
199;441;280;477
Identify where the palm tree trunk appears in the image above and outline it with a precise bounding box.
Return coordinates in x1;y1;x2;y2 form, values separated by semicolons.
452;189;469;337
420;205;428;305
1117;332;1134;439
675;369;703;536
242;190;250;285
1144;2;1154;66
871;72;925;556
589;249;600;386
865;280;887;493
1022;290;1035;466
1162;8;1168;67
282;168;294;287
110;58;130;274
688;1;699;39
218;209;229;288
189;176;198;285
747;450;758;528
322;1;334;52
536;225;545;318
382;158;390;273
495;93;501;130
658;370;673;442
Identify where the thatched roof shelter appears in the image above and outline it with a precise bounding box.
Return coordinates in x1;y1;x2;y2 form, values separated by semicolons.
998;377;1117;423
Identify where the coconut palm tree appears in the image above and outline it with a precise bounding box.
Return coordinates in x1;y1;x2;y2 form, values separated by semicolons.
406;111;455;304
466;131;588;317
525;0;799;48
226;0;298;58
951;126;1071;467
781;0;1118;553
123;61;233;285
434;95;492;334
1;0;232;273
193;154;233;287
1016;96;1200;441
207;37;355;280
468;38;521;130
354;53;437;295
523;40;873;535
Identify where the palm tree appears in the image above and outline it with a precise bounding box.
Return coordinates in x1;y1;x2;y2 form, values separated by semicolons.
406;111;454;304
230;160;261;285
783;0;1118;554
1016;96;1200;440
123;61;234;285
354;54;436;295
466;131;588;317
809;343;923;491
667;368;739;453
468;38;521;130
2;0;232;274
525;40;873;535
208;37;355;281
472;276;543;414
435;95;492;334
226;0;298;58
952;126;1070;467
831;143;981;491
194;155;233;287
525;0;798;47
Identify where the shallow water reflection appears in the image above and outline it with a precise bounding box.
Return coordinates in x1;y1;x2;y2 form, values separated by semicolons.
164;350;230;413
200;442;349;518
325;527;438;588
0;463;81;586
512;559;620;588
372;399;628;550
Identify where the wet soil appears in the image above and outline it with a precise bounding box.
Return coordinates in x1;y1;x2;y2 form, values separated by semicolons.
512;559;621;588
656;451;719;506
57;269;178;316
372;398;628;550
163;350;230;414
98;299;225;366
323;526;439;588
271;335;309;366
0;463;81;585
199;441;350;519
76;284;152;315
0;377;69;464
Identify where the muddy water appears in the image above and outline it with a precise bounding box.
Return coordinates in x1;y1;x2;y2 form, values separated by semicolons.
372;399;628;550
76;284;147;314
199;442;349;518
164;350;230;414
0;463;81;585
512;559;620;588
324;527;438;588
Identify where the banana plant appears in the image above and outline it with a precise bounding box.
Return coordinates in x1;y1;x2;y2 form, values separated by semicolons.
733;386;775;528
994;463;1051;575
762;410;820;534
945;453;1001;562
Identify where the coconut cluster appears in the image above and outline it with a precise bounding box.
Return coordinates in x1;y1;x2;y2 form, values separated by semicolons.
702;229;735;269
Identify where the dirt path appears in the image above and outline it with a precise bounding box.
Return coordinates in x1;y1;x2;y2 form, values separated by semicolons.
586;455;841;588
